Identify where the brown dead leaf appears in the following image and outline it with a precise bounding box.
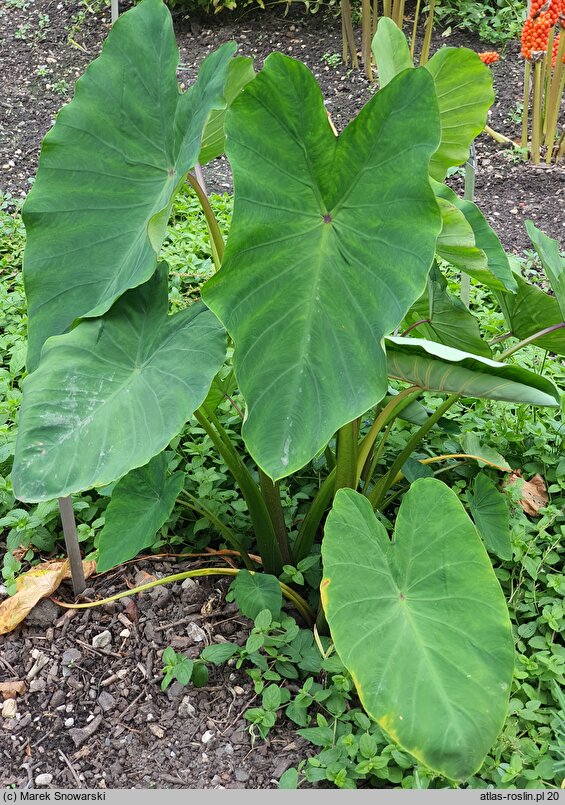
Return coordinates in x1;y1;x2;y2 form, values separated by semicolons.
0;680;26;700
0;559;96;636
504;470;548;517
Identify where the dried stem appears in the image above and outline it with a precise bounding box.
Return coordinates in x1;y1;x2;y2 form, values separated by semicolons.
419;0;435;65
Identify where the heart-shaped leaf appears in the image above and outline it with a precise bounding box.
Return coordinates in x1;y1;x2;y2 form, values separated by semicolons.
204;55;442;480
469;472;511;561
321;481;514;781
12;266;226;502
23;0;235;370
96;453;185;573
233;570;282;620
386;336;560;406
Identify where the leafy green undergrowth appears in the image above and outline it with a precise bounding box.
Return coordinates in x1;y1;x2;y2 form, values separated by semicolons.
433;0;526;46
0;192;563;789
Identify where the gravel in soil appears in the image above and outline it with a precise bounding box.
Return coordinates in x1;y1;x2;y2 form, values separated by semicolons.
0;565;308;788
1;0;563;253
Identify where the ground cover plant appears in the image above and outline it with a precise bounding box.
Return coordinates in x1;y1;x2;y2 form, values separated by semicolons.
1;0;564;789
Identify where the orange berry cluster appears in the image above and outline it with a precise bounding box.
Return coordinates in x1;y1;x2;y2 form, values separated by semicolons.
521;0;565;64
478;51;500;64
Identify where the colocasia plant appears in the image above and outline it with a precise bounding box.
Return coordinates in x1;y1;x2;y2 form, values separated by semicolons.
10;3;564;783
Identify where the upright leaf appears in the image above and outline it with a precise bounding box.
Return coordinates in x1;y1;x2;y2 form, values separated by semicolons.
525;221;565;319
23;0;236;370
372;18;413;88
386;336;560;406
12;267;226;502
199;57;256;166
322;482;514;781
469;472;512;561
425;47;494;182
96;453;185;573
204;56;442;480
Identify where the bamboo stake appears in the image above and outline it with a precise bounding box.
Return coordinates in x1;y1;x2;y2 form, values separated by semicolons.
521;59;532;155
410;0;422;58
383;0;392;17
531;56;544;163
542;27;555;136
544;29;565;162
372;0;379;37
58;497;86;597
110;0;118;23
419;0;435;65
341;0;359;68
362;0;373;78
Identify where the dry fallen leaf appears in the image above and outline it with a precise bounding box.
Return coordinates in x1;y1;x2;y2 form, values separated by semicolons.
504;470;548;517
0;680;26;700
0;559;96;636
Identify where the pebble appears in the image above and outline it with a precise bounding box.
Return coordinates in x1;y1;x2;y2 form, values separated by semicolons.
2;699;17;719
235;768;249;782
92;630;112;649
35;774;53;787
148;724;165;739
50;690;66;708
26;599;59;627
201;730;214;744
178;697;196;718
64;717;75;728
97;692;115;713
62;648;82;675
186;622;206;644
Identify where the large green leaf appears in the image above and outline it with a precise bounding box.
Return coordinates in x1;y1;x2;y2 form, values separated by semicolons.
525;221;565;319
469;472;512;561
425;47;494;182
12;266;226;502
372;18;413;88
322;481;514;781
203;56;442;480
372;25;493;183
404;263;491;357
496;272;565;356
434;182;516;292
385;336;560;406
96;453;185;573
23;0;235;371
199;57;256;166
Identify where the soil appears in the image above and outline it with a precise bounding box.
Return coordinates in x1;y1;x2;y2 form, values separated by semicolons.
0;564;309;788
0;0;563;253
0;0;564;791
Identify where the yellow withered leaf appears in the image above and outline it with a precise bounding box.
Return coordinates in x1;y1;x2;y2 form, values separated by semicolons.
0;559;96;635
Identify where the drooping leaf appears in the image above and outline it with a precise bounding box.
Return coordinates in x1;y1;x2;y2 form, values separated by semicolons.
322;481;514;781
460;433;511;471
203;56;442;480
372;17;413;88
96;453;185;573
425;47;494;182
469;472;512;560
385;336;560;406
233;571;282;620
199;57;256;166
23;0;236;370
434;182;516;292
0;559;96;636
12;266;226;502
404;263;491;357
525;221;565;319
496;271;565;356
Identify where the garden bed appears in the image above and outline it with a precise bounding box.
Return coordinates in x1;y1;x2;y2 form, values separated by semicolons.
0;0;564;792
